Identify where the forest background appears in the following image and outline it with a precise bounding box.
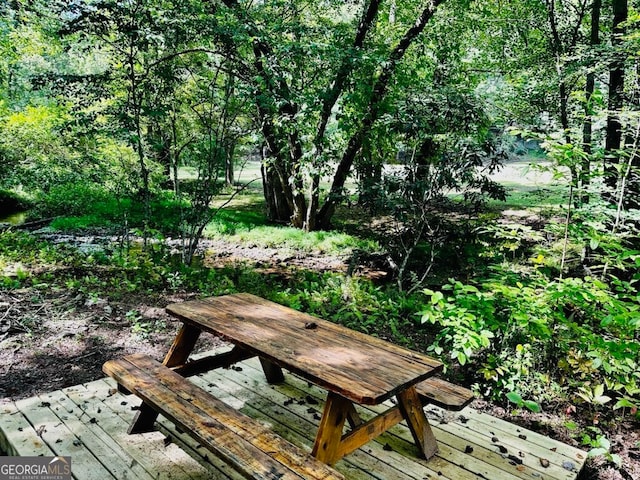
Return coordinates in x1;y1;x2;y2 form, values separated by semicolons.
0;1;639;479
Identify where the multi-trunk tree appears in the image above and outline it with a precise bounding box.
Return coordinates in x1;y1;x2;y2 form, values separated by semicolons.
202;0;448;230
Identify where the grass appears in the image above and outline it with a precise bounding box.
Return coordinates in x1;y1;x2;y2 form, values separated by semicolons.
207;223;379;254
38;154;567;257
482;155;570;211
34;177;378;257
487;186;568;211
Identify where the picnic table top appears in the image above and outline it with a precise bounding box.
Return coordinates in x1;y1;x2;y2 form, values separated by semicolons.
166;292;443;405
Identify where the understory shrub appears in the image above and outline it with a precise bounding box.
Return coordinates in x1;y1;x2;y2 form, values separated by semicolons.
421;274;640;412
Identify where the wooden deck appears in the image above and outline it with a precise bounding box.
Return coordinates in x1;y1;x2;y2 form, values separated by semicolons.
0;349;586;480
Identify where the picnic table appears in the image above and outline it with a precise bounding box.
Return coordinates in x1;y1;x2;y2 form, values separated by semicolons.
104;293;471;478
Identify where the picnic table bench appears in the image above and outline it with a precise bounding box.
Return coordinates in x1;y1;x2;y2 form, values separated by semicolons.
103;293;473;478
104;353;343;480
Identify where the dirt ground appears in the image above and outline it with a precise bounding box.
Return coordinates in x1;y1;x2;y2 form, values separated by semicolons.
0;241;638;480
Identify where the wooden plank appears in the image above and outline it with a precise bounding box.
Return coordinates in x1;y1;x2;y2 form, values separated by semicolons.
185;374;378;480
225;356;568;480
415;377;474;410
311;392;350;464
222;355;491;480
270;353;583;480
424;414;575;480
104;357;305;480
184;351;431;479
105;354;344;480
338;405;404;460
431;407;585;477
197;357;473;480
166;293;442;405
267;359;584;480
128;322;200;434
173;347;255;377
259;357;285;384
64;382;217;480
0;400;56;457
37;389;155;480
14;395;116;480
242;361;481;480
460;407;586;466
193;366;450;480
209;350;529;480
162;322;202;368
1;349;584;480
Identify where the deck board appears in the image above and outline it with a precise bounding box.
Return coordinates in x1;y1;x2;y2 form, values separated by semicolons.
0;348;586;480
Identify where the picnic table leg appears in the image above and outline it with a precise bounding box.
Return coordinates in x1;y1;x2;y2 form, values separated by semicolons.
259;357;285;384
128;322;202;434
311;392;350;465
397;386;439;459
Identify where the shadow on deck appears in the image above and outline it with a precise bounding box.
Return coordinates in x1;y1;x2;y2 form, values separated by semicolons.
0;351;586;479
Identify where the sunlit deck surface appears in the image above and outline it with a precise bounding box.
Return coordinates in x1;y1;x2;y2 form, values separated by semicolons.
1;349;585;479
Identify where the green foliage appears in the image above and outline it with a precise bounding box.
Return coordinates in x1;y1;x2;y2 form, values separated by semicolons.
38;183;114;218
0;104;75;190
505;391;541;413
210;223;379;256
422;282;495;366
36;183;186;234
128;309;167;339
581;428;623;468
420;273;640;407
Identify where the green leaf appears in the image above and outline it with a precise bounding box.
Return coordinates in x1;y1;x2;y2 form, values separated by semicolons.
431;291;444;304
609;453;623;467
506;391;523;405
593;384;605;397
593;395;612;405
587;447;608;458
565;421;578;430
456;350;467;365
595;435;611;450
524;400;541;413
614;398;636;409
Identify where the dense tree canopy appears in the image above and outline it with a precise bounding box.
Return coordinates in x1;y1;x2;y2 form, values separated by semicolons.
1;0;639;227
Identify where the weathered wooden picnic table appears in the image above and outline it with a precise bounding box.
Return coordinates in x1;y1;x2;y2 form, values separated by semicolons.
104;293;470;478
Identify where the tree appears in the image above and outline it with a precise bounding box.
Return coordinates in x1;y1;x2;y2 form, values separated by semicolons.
201;0;447;230
604;0;628;190
177;57;250;264
581;0;601;203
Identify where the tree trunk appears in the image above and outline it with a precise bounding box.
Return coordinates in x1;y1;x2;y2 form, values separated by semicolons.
605;0;628;190
307;0;382;230
316;0;444;230
581;0;601;204
218;0;444;230
225;142;235;186
545;0;590;191
356;141;382;211
261;145;292;223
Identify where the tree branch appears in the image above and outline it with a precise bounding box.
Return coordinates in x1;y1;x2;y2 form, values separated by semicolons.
318;0;445;228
